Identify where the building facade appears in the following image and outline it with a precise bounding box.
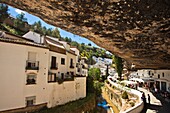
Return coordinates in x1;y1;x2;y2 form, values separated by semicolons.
135;69;170;92
0;31;86;112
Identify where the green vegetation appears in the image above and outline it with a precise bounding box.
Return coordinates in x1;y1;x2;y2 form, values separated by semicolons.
31;21;61;38
34;93;95;113
113;55;123;80
1;24;22;35
14;13;27;28
93;81;103;96
0;4;9;23
88;68;101;81
87;68;104;97
122;91;129;99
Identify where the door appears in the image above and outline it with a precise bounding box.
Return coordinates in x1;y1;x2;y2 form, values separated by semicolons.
161;82;166;91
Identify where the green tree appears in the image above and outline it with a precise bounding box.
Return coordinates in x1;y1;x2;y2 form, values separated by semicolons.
51;28;61;38
88;43;92;46
32;21;42;34
113;55;123;80
70;41;79;47
42;26;47;35
46;28;52;36
14;12;27;28
88;68;101;81
0;4;9;23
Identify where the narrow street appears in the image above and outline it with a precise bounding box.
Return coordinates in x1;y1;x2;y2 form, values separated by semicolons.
139;88;170;113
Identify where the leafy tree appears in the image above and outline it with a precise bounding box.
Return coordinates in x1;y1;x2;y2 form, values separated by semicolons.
14;13;27;28
88;68;101;81
51;28;61;38
113;55;123;80
42;26;47;35
46;28;52;36
65;37;72;42
0;4;9;23
88;43;92;46
70;41;79;47
32;21;42;33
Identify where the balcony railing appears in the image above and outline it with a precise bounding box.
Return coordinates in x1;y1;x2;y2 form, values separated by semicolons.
26;60;39;70
64;74;74;81
50;63;58;70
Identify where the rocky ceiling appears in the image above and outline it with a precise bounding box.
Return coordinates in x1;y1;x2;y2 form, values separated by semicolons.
1;0;170;69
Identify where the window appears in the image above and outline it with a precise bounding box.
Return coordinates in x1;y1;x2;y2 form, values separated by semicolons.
78;68;80;72
158;74;160;79
26;96;36;107
51;56;57;69
26;52;39;70
148;71;150;75
48;73;56;82
26;74;36;85
162;73;164;77
61;58;65;65
70;58;74;68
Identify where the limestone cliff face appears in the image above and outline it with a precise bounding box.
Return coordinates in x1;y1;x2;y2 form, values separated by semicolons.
1;0;170;69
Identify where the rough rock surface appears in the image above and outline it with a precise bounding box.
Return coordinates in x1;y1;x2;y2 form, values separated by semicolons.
1;0;170;69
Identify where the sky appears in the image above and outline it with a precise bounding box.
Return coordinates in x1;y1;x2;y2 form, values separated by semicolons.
7;5;99;47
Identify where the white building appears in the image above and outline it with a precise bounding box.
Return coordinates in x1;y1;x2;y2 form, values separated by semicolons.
0;31;86;112
152;70;170;93
134;69;170;92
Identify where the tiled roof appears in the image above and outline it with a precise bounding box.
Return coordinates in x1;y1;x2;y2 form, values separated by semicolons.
0;37;47;48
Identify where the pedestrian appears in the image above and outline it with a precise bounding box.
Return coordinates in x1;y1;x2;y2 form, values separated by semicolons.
148;94;150;104
141;92;146;106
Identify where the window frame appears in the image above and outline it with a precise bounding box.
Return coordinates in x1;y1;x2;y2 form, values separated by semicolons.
61;58;65;65
26;74;37;85
26;96;36;107
48;73;57;83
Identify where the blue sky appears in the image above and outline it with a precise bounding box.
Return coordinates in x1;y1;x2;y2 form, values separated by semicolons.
7;5;98;47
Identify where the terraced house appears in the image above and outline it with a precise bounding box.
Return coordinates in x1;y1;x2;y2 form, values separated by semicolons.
0;31;87;112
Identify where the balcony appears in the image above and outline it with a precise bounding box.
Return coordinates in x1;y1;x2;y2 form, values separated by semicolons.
26;60;39;70
64;73;74;81
50;63;58;70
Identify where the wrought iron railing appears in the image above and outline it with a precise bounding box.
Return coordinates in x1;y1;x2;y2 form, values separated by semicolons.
26;60;39;70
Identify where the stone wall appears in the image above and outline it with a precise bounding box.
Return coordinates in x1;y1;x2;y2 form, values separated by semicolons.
106;78;144;113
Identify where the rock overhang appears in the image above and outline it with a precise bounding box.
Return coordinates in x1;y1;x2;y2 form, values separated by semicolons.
1;0;170;69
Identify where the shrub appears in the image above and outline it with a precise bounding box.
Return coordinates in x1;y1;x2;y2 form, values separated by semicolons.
122;91;128;99
129;102;135;107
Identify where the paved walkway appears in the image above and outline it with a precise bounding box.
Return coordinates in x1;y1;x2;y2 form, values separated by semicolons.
139;87;170;113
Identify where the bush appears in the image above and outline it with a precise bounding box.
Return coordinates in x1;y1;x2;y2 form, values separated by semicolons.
129;102;135;107
122;91;128;99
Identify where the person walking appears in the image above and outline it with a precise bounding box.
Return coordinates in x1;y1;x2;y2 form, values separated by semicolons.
148;94;150;104
141;92;146;106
